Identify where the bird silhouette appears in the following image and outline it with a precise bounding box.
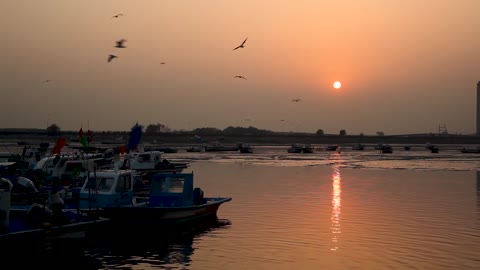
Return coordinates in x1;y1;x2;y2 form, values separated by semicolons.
43;80;51;83
112;14;123;18
160;62;165;65
108;54;118;62
292;98;301;102
280;119;285;122
234;75;247;80
115;39;127;48
233;37;248;50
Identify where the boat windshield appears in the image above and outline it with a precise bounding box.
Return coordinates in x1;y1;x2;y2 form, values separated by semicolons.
95;177;115;192
154;177;184;193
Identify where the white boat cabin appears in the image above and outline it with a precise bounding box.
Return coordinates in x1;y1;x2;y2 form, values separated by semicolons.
34;154;111;180
78;170;135;209
115;151;165;171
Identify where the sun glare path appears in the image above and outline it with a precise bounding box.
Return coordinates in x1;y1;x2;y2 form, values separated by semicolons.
330;166;342;251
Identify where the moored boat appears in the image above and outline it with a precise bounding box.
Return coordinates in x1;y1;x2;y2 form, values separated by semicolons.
302;144;315;153
101;172;232;227
287;143;304;153
114;150;189;173
460;147;480;153
238;143;253;153
204;142;239;152
352;143;365;150
381;145;393;153
325;145;339;151
57;169;231;227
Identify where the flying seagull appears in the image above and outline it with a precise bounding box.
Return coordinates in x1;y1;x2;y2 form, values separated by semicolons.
108;54;118;62
112;14;123;18
115;39;127;48
233;37;248;50
292;98;301;102
280;119;285;122
160;62;165;65
234;75;247;80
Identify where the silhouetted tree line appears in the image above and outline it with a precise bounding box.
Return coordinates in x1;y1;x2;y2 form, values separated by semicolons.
2;123;472;138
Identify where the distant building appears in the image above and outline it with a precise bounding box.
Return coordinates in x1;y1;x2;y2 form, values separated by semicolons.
478;81;480;136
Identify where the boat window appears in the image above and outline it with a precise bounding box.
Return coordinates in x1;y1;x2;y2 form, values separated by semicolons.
168;178;184;193
96;177;114;192
152;177;184;193
140;154;150;161
116;174;131;192
59;158;68;167
46;159;57;169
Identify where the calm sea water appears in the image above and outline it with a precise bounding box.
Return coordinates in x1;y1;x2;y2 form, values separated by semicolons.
15;145;480;269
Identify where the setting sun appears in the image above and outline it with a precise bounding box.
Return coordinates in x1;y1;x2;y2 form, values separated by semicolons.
333;81;342;89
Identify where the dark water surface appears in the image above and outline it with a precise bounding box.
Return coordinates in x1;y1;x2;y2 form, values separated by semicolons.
8;145;480;269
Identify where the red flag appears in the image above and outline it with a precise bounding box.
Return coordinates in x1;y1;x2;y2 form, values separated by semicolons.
119;145;126;154
87;129;93;142
79;128;84;138
52;137;66;154
52;146;61;154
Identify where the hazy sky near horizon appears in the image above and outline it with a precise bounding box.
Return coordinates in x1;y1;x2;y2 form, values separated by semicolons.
2;0;480;135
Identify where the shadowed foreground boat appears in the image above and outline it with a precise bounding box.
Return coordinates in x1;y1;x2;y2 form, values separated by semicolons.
0;178;109;266
101;172;232;227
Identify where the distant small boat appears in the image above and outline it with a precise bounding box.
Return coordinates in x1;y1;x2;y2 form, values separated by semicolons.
352;143;365;150
302;144;315;153
325;145;339;151
238;143;253;153
287;143;304;153
374;144;384;150
186;146;204;152
204;142;239;152
460;147;480;153
381;145;393;153
143;146;178;153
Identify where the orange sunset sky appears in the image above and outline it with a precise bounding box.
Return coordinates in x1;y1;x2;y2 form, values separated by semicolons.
2;0;480;135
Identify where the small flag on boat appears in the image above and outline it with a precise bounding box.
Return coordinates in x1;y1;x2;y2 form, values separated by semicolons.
87;129;93;143
127;123;142;152
52;137;67;154
79;128;88;150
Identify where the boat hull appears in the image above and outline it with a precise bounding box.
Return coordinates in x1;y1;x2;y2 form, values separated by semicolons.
100;197;232;227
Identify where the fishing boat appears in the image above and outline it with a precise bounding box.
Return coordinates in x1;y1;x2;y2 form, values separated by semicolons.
58;169;231;227
325;145;339;151
352;143;365;150
0;178;109;259
460;147;480;153
204;142;239;152
302;144;315;153
101;172;232;227
287;143;304;153
381;145;393;153
186;146;204;152
238;143;253;153
114;150;189;173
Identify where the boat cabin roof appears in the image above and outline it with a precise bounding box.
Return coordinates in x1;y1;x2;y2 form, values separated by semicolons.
149;173;194;207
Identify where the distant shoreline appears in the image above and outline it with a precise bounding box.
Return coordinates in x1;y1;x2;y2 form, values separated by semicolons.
1;131;479;147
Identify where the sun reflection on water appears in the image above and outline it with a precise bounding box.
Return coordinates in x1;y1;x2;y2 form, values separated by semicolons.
330;166;342;251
